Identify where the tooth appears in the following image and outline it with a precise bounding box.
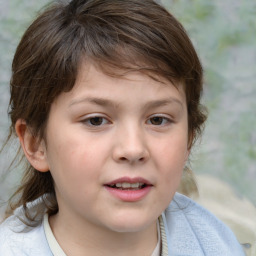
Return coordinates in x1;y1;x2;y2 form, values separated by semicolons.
116;183;122;188
122;182;131;188
131;183;140;188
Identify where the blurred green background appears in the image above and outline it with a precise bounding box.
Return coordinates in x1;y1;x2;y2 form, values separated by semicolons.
162;0;256;205
0;0;255;213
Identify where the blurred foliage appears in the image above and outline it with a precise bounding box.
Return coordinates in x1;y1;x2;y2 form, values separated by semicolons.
162;0;256;204
0;0;255;205
0;0;51;208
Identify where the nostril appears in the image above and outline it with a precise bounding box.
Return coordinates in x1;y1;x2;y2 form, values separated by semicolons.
118;156;145;163
114;148;149;163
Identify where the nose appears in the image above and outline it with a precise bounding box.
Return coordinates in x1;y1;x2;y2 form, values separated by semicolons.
112;125;150;164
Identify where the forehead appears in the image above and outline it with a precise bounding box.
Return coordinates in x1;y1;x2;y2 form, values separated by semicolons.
50;62;187;114
73;61;185;94
75;60;184;91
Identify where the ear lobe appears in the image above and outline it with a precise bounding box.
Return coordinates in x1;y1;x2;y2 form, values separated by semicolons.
15;119;49;172
184;148;190;164
187;132;194;151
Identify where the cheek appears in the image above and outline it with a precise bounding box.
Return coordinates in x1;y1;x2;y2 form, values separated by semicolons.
155;138;188;168
46;133;108;185
153;137;188;187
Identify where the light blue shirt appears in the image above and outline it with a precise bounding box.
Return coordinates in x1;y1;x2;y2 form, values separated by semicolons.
0;193;245;255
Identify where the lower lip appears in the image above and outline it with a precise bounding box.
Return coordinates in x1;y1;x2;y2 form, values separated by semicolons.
104;186;152;202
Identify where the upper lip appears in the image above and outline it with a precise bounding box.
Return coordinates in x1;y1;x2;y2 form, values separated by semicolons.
105;176;152;186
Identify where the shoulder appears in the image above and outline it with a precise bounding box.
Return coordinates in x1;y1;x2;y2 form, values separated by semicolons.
0;208;52;255
163;193;246;256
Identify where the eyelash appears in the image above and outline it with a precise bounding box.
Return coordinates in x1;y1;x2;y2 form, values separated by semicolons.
80;114;173;127
146;115;173;126
81;116;111;126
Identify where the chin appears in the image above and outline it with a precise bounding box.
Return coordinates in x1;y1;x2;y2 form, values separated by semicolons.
105;214;156;234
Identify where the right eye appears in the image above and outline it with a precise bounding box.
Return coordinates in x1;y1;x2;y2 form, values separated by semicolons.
81;116;110;126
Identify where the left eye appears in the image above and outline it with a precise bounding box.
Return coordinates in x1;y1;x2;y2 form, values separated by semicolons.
147;116;171;125
82;116;109;126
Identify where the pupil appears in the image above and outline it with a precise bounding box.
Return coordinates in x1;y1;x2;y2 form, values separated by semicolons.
151;117;163;125
90;117;103;126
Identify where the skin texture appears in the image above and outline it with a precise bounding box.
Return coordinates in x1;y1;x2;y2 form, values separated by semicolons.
16;63;190;255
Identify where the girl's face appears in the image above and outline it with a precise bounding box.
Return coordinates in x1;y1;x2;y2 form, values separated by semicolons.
42;63;189;234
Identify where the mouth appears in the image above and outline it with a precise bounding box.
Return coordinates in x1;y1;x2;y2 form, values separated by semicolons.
104;177;153;202
106;182;149;190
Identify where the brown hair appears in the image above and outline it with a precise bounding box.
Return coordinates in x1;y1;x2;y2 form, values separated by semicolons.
5;0;207;222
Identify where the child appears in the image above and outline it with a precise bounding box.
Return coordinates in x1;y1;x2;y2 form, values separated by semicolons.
0;0;245;255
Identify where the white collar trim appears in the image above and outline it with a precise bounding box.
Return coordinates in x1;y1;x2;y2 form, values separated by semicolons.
43;214;67;256
43;213;161;256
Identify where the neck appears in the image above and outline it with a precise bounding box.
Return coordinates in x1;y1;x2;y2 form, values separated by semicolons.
49;212;158;256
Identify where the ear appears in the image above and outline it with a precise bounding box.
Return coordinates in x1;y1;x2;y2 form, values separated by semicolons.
187;131;194;152
15;119;49;172
183;132;193;162
183;148;190;166
185;148;190;161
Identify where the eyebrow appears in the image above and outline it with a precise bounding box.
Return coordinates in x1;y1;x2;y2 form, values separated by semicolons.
143;98;183;110
69;97;183;109
69;97;120;109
